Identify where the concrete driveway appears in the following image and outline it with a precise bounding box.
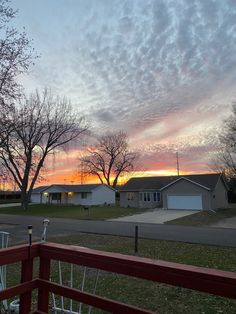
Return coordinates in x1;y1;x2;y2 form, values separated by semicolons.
109;208;196;224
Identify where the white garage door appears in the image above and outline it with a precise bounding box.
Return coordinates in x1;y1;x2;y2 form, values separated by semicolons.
167;195;202;210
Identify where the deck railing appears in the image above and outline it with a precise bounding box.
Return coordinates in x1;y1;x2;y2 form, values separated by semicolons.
0;242;235;313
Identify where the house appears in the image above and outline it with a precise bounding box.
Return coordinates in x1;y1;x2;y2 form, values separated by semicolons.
31;184;115;206
120;173;228;211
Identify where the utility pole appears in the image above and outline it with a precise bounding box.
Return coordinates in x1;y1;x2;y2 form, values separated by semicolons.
80;160;85;184
176;152;180;176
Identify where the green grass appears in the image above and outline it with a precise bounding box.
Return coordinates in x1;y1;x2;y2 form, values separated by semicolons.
4;233;236;313
0;203;145;220
165;206;236;226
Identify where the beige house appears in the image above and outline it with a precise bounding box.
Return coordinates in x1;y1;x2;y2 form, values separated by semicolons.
120;173;228;211
31;184;115;206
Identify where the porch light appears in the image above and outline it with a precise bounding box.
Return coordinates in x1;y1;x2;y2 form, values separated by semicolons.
68;192;73;196
43;192;48;196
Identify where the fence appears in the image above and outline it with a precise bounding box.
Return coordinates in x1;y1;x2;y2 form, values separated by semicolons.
0;242;235;313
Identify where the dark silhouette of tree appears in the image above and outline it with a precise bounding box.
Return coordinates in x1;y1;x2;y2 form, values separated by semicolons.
0;0;37;104
81;131;138;188
213;103;236;178
0;90;88;209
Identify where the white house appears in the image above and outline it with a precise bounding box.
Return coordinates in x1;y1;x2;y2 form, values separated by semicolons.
31;184;115;206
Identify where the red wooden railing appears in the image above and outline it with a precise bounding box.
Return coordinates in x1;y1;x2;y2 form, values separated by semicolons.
0;242;235;313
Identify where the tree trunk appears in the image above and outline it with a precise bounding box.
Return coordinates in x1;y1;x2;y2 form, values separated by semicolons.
21;190;29;210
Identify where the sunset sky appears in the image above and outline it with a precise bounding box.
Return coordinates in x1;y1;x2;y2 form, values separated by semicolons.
11;0;236;184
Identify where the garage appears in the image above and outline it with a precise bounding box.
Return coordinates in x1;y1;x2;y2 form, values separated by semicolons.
167;195;202;210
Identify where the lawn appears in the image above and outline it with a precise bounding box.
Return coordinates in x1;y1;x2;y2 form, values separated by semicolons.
4;233;236;313
165;205;236;226
0;203;145;220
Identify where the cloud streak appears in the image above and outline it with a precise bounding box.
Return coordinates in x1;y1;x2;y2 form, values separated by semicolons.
13;0;236;177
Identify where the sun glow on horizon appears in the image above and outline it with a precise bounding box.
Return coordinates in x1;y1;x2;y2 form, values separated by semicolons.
33;168;212;188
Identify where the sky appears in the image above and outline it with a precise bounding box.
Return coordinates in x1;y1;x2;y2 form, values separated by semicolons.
10;0;236;184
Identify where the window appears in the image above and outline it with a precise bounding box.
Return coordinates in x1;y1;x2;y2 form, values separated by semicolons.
81;192;87;199
51;193;61;201
139;193;142;201
127;192;134;200
153;192;161;202
143;192;150;202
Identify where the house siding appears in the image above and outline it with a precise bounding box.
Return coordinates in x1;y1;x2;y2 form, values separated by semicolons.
69;192;92;205
30;194;41;203
162;180;211;211
31;193;48;204
120;192;139;208
31;185;115;206
90;186;115;205
68;186;115;205
120;191;162;208
212;178;228;209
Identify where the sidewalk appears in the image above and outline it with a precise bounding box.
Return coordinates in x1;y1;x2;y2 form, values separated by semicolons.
0;203;21;208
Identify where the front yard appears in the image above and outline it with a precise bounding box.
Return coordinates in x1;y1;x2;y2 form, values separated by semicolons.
0;203;145;220
165;205;236;226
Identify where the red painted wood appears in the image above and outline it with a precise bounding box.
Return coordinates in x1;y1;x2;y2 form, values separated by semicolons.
1;242;236;313
37;255;51;313
40;242;236;299
0;280;37;301
0;243;39;265
38;279;155;314
20;252;34;314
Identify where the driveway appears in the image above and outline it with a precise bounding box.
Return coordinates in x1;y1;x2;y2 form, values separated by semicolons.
109;208;196;224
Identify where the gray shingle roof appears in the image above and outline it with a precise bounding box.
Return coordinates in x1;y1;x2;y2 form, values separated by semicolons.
32;186;50;193
32;184;113;193
122;173;222;191
56;184;106;192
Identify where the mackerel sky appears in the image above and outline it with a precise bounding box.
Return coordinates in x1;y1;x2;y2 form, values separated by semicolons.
12;0;236;181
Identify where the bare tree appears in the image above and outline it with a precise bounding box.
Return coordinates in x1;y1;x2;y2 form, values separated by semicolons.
81;131;138;188
0;90;88;209
212;103;236;179
0;0;37;103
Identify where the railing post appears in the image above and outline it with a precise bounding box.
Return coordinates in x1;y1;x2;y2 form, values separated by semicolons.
37;254;51;313
135;225;139;253
19;253;34;314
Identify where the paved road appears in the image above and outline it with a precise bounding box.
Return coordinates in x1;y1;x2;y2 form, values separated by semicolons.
1;214;236;247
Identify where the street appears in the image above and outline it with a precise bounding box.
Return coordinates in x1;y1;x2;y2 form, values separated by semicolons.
0;214;236;247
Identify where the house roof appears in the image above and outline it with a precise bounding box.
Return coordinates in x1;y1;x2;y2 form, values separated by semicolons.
121;173;223;191
33;184;114;193
56;184;107;193
32;186;50;193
